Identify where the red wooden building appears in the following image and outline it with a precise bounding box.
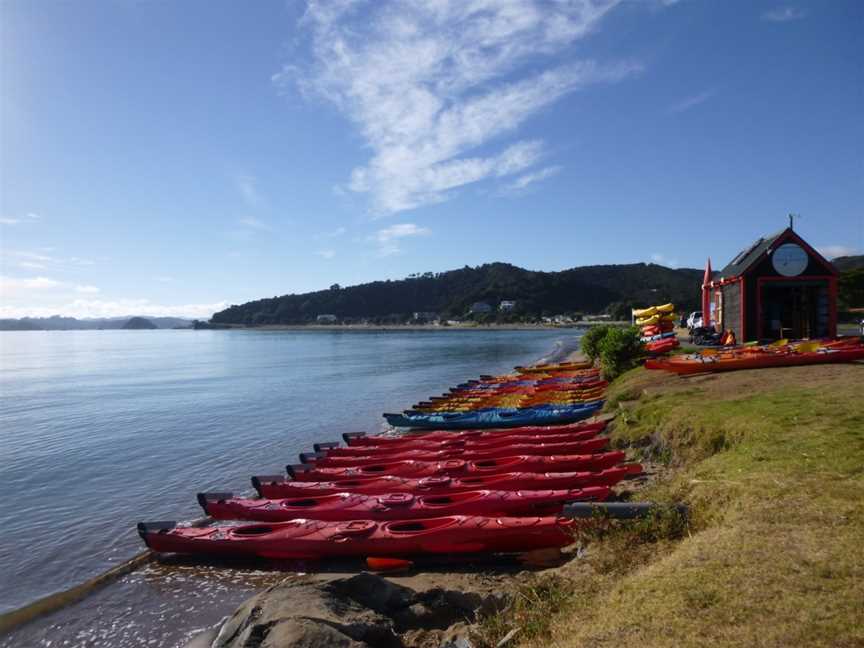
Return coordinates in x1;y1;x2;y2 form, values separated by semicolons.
702;227;838;342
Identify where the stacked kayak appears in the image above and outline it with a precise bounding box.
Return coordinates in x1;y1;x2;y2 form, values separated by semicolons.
388;363;607;429
634;303;679;355
138;362;638;562
646;337;864;374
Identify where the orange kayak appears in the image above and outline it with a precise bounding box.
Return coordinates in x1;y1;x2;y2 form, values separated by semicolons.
646;346;864;374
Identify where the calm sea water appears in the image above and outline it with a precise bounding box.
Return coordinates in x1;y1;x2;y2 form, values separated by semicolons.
0;328;577;624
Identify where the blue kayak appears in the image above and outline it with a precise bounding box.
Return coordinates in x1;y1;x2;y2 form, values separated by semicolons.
383;402;604;430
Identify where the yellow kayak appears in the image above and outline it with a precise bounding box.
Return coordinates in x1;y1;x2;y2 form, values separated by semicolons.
655;303;675;314
515;361;593;373
632;306;657;318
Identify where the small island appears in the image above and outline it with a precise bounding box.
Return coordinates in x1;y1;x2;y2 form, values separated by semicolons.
122;317;158;330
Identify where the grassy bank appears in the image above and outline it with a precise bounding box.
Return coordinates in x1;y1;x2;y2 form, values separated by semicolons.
476;362;864;647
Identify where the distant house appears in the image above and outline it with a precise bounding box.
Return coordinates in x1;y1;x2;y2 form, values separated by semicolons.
316;314;337;323
412;311;439;322
469;302;492;314
499;300;517;312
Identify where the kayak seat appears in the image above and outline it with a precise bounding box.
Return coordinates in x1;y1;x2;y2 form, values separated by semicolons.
232;525;275;537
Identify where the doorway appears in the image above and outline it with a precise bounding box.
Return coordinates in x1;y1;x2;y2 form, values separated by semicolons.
759;281;829;340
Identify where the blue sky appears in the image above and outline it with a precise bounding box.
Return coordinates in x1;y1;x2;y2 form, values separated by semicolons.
1;0;861;318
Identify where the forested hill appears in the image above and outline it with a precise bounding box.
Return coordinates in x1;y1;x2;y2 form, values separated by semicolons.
210;262;704;326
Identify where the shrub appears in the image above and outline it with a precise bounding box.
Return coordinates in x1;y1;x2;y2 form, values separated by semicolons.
598;326;643;380
580;325;613;361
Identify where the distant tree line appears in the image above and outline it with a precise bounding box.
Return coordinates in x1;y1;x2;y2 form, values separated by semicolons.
210;262;707;326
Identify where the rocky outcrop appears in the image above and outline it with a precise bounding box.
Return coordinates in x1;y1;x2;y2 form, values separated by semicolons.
208;572;507;648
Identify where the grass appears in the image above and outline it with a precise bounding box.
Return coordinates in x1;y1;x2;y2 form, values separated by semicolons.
475;363;864;648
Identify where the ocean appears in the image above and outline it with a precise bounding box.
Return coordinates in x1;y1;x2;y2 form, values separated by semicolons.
0;328;579;646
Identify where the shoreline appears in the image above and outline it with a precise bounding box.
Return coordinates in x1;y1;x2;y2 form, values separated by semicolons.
198;322;628;331
0;334;579;647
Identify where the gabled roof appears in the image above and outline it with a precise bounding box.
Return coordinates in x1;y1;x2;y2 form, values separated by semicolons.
719;228;787;277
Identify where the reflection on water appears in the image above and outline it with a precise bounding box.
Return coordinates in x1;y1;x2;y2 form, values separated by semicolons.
0;329;578;646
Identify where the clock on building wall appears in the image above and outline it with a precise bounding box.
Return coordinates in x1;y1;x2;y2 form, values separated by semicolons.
772;243;808;277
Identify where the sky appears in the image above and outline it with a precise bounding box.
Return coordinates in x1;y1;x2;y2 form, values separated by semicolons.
1;0;862;319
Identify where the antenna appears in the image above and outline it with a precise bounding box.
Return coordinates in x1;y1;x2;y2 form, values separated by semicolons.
788;213;800;230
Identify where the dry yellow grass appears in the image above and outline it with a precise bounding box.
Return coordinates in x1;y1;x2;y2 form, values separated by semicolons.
476;363;864;648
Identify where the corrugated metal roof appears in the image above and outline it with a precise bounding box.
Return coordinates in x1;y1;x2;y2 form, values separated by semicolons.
719;228;788;278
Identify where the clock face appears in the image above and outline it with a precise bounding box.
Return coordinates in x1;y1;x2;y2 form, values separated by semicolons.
772;243;808;277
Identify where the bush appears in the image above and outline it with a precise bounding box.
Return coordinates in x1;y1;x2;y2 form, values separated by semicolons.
598;326;643;380
580;325;613;361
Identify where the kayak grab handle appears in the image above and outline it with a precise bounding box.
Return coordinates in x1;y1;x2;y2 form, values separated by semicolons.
299;451;326;464
342;432;367;444
251;475;285;495
313;441;340;452
286;464;312;479
196;492;234;509
137;520;176;543
562;502;689;520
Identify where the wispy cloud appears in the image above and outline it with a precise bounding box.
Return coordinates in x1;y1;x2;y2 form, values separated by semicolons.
0;276;62;295
669;89;715;113
238;216;272;231
0;212;40;226
1;249;95;269
278;0;642;214
650;253;679;268
74;285;100;294
817;245;857;260
0;298;229;320
315;249;336;259
236;175;262;207
369;223;431;257
316;226;347;239
503;165;562;193
762;7;806;22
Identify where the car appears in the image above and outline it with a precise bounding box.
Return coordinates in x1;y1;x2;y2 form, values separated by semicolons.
686;311;703;329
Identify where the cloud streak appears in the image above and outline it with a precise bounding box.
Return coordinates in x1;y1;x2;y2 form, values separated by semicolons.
669;89;715;113
369;223;430;256
0;299;228;320
504;165;562;193
0;213;40;226
238;216;272;231
279;0;641;214
762;7;806;22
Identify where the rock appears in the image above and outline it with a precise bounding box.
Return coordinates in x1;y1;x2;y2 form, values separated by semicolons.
206;573;507;648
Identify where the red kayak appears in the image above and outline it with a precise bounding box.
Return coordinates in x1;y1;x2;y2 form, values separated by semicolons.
138;515;575;559
287;451;627;482
646;346;864;374
199;486;610;522
303;437;609;467
342;421;608;447
645;338;679;355
253;465;642;498
319;426;601;457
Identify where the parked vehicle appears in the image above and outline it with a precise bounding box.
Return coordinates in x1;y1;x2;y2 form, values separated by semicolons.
686;311;703;329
